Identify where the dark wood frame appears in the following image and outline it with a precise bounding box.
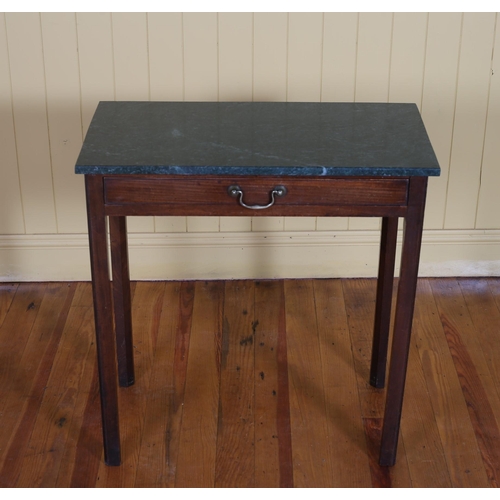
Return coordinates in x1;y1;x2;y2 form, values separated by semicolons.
84;174;428;468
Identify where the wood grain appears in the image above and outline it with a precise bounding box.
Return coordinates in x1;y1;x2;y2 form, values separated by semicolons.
95;281;166;487
134;281;193;487
1;278;499;487
284;279;333;487
379;176;427;466
0;283;18;328
109;216;134;387
3;283;77;487
65;364;101;487
55;284;101;487
175;281;223;487
104;176;409;208
314;279;371;487
459;279;500;399
431;279;500;486
399;316;451;487
342;279;386;419
370;217;398;388
254;280;293;487
413;279;490;486
363;418;412;487
215;280;256;487
0;284;48;424
14;287;90;487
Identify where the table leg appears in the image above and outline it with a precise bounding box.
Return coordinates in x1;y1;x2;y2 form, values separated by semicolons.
109;216;135;387
370;217;398;388
379;177;427;467
85;175;121;466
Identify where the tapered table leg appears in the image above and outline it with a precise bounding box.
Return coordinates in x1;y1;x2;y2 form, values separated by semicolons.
85;175;121;466
370;217;398;388
109;216;134;387
379;177;427;467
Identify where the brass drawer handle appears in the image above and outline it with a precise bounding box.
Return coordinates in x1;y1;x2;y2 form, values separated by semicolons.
227;185;287;210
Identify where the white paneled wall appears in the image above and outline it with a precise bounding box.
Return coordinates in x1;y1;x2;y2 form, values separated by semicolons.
0;12;499;280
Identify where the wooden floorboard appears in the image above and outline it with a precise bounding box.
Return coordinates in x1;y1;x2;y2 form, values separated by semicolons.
0;283;75;487
175;281;222;487
431;279;500;487
0;278;499;488
313;279;372;487
215;281;256;487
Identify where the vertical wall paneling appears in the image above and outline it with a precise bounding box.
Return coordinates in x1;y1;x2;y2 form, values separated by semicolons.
1;12;500;281
253;12;287;102
147;12;187;233
321;12;358;103
475;14;500;229
183;13;220;233
444;13;496;230
183;12;219;101
389;13;427;106
218;12;253;233
318;12;358;231
355;12;393;103
0;13;25;234
420;13;462;230
350;12;393;231
76;13;115;133
41;13;86;234
285;13;323;232
111;12;153;233
186;216;220;234
251;217;284;233
111;12;149;101
218;12;253;102
252;12;288;232
5;13;57;234
287;13;323;102
153;216;186;234
148;12;184;102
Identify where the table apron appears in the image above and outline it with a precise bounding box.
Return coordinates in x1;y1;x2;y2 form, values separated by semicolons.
103;203;408;217
102;175;410;218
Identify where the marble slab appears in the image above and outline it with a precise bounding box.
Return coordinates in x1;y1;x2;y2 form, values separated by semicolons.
75;102;440;177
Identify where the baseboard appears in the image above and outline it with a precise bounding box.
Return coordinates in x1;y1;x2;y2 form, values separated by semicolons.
0;230;499;281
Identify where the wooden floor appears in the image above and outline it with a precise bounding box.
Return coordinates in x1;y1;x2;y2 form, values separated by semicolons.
1;278;500;487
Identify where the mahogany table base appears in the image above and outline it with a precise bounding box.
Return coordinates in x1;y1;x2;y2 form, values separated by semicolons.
84;174;427;468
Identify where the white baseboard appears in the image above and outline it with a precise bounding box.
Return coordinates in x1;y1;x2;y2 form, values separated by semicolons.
0;230;499;281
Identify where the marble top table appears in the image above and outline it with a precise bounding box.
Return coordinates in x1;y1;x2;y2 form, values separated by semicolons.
76;101;440;471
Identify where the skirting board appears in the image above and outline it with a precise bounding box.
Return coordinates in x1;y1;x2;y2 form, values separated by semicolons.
0;230;499;281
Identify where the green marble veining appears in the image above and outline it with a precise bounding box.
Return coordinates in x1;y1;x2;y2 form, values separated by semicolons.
75;102;440;177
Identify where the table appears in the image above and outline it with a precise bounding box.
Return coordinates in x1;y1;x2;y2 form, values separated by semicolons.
76;101;440;469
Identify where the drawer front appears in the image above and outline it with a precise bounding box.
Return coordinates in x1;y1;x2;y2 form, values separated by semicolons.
104;176;408;208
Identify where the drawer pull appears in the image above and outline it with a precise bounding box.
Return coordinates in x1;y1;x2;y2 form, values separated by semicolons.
228;185;287;210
